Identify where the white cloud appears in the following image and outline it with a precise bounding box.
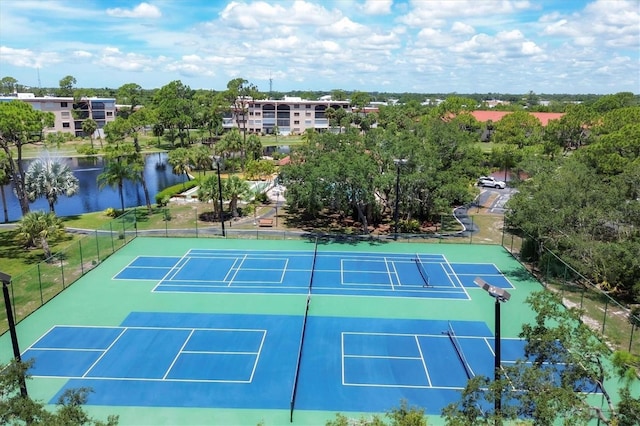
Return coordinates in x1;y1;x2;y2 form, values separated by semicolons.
106;2;162;19
319;17;368;38
220;1;341;28
451;21;475;35
542;0;639;51
360;0;392;15
0;46;62;68
72;50;93;58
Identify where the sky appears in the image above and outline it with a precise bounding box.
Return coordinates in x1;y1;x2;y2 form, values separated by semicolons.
0;0;638;95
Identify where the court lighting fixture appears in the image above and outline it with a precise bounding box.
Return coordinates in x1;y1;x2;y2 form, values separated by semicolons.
1;271;28;397
214;158;226;237
393;158;408;240
474;277;510;417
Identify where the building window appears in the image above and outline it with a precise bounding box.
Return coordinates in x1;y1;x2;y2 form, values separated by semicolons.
306;112;311;116
60;102;68;107
294;112;300;117
62;122;70;128
294;120;300;124
106;111;113;117
294;104;300;108
61;111;70;118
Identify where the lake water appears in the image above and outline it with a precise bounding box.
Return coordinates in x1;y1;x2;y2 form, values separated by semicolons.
1;152;185;222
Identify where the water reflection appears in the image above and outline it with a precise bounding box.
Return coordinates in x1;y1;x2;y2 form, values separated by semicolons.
1;152;183;222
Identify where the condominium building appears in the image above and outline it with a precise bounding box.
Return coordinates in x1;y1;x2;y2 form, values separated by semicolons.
0;93;117;137
223;96;351;135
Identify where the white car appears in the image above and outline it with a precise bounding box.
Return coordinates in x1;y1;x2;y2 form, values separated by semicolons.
477;176;507;189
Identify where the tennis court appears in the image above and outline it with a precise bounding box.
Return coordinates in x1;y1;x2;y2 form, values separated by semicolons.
0;237;602;425
113;248;513;299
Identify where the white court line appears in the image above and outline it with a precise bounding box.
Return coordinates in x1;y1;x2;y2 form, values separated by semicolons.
249;330;267;382
227;255;248;286
82;328;128;378
443;256;471;300
151;252;191;292
222;257;241;283
163;329;194;380
384;258;395;291
415;335;433;387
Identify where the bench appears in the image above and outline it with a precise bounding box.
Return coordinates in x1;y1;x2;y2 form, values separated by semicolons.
258;218;274;227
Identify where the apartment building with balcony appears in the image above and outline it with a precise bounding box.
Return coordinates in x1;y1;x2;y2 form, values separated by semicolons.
223;96;351;135
0;93;117;137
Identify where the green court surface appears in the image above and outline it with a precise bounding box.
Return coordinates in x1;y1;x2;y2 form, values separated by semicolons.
0;237;621;425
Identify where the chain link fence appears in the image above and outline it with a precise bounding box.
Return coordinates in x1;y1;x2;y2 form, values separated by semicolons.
5;204;636;357
501;226;640;356
1;211;137;334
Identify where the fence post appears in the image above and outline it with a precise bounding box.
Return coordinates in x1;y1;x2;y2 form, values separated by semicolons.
60;255;65;289
95;229;100;263
109;223;115;253
165;208;169;237
38;264;43;305
630;323;635;352
601;299;609;334
195;209;198;238
79;240;84;276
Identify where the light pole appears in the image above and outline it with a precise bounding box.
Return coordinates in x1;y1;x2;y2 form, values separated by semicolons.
393;158;408;239
214;159;225;237
1;271;28;397
474;277;510;418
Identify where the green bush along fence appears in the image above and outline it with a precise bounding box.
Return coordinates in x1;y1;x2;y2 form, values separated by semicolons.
501;226;640;356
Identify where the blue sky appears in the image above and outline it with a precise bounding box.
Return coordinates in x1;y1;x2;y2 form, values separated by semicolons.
0;0;638;94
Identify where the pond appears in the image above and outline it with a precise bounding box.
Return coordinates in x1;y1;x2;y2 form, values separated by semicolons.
1;152;185;222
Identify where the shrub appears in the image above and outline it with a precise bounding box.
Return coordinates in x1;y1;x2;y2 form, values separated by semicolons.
154;179;199;205
104;207;119;218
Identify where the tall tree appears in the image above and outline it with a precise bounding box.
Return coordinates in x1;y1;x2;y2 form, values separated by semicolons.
152;80;194;146
0;76;19;95
0;100;55;215
23;156;79;214
167;147;192;184
97;145;139;214
116;82;144;119
0;150;10;222
58;75;76;97
225;78;259;163
81;118;98;150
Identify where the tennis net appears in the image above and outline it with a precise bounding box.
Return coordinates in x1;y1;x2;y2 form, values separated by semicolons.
414;255;431;287
290;238;317;421
446;321;474;380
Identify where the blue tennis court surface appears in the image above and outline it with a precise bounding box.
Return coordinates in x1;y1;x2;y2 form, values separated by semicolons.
23;312;533;413
113;249;513;299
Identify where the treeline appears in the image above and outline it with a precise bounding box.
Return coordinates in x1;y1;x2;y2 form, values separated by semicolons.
2;75;638;113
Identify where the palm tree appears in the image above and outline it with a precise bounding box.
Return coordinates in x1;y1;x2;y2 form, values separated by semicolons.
191;145;213;177
196;174;223;218
16;210;64;260
225;175;250;218
167;147;192;185
97;155;137;214
24;157;79;214
81;118;98;149
245;134;263;161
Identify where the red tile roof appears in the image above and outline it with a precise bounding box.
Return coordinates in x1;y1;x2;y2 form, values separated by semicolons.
471;111;564;126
